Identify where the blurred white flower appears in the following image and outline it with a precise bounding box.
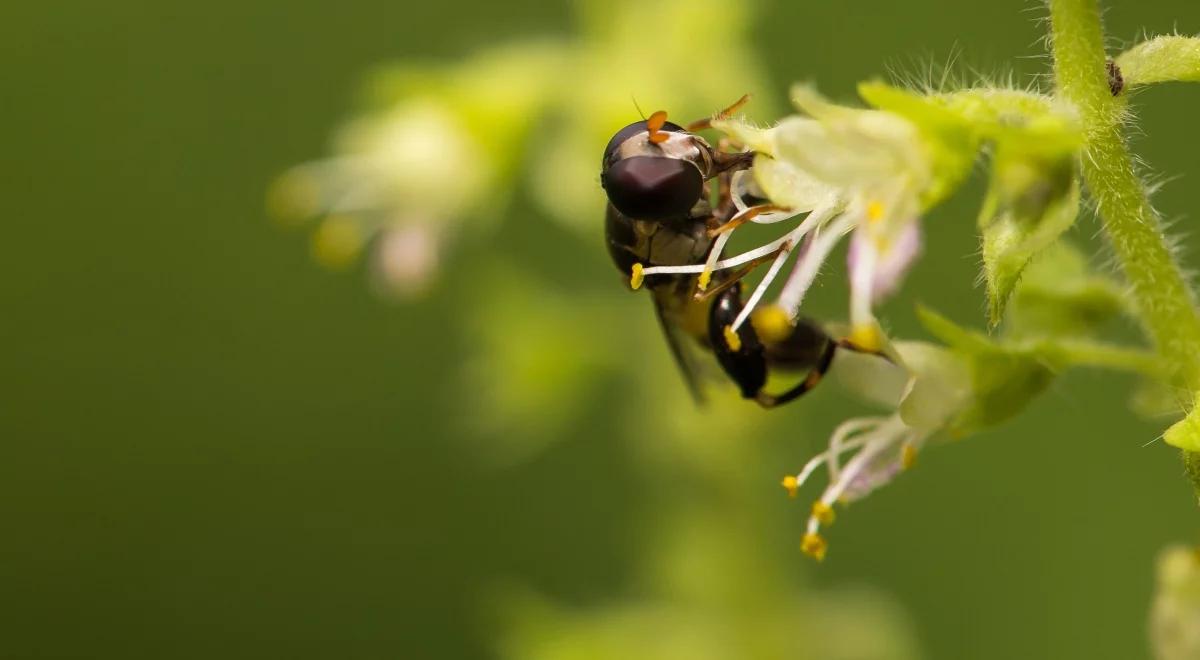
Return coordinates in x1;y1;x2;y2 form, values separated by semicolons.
1151;545;1200;660
269;44;561;296
371;223;440;298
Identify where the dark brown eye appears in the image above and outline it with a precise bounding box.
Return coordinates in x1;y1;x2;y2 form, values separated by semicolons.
602;119;686;165
602;156;704;220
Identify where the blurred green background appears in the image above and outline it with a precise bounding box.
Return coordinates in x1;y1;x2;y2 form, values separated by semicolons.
5;1;1200;658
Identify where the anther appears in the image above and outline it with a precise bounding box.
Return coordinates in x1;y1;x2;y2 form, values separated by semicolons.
781;475;799;498
723;325;742;351
630;263;645;290
811;501;836;526
751;304;793;344
866;200;885;223
848;324;883;352
901;442;918;470
801;532;828;561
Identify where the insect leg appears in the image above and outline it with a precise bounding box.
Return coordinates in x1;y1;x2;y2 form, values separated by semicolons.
708;285;768;400
692;247;788;302
754;339;838;408
709;164;739;228
686;94;752;132
707;204;791;238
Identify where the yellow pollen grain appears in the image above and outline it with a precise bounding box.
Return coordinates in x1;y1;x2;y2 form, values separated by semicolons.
811;501;836;526
866;200;885;223
630;263;644;290
697;269;711;292
781;475;799;498
902;443;919;470
751;304;793;344
801;532;828;562
723;325;742;351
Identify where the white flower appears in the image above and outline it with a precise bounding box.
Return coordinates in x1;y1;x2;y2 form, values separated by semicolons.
781;341;973;561
637;85;939;351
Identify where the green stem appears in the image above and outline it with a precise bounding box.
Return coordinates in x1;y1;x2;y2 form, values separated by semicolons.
1049;0;1200;495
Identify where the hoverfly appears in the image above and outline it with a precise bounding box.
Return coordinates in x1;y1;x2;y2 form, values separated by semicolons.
601;98;878;407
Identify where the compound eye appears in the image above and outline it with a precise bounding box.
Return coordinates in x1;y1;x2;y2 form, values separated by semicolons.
602;119;687;165
602;156;704;220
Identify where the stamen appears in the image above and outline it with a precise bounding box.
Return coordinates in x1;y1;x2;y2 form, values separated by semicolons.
867;199;885;223
827;417;885;480
640;231;799;278
311;215;365;269
630;263;645;290
775;211;857;318
267;168;322;223
792;453;829;494
781;475;799;498
790;432;873;494
819;417;905;507
751;304;793;343
729;238;795;333
848;324;884;353
641;202;838;286
801;532;828;561
722;325;742;351
847;228;882;350
697;231;733;292
724;202;843;331
811;501;836;526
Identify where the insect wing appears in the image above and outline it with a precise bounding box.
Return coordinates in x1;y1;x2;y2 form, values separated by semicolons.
652;297;709;406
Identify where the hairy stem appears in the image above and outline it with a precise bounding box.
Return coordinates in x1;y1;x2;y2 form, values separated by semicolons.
1049;0;1200;495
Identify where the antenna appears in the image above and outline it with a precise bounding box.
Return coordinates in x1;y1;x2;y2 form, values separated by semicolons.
631;95;647;121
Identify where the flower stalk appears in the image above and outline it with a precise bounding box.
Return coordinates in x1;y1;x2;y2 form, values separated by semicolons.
1049;0;1200;495
1116;36;1200;88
